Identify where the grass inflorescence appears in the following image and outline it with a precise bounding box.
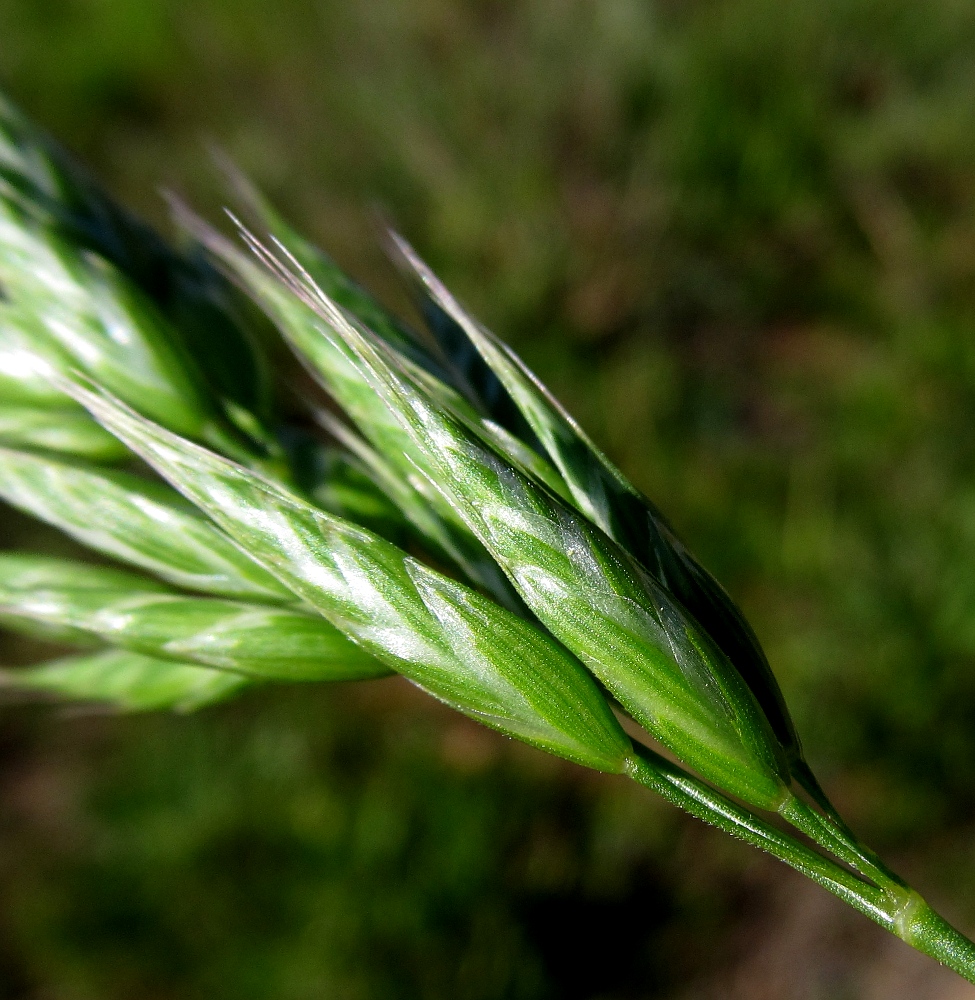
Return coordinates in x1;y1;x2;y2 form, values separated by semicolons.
0;92;973;983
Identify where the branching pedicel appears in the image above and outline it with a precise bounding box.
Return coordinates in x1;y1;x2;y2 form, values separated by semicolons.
0;93;973;981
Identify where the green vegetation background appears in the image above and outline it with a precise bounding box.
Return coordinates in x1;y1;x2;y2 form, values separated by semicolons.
3;0;975;996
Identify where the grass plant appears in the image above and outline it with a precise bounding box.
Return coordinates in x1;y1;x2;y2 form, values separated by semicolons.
1;92;974;984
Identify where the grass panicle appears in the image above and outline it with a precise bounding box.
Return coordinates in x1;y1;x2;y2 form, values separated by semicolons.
1;93;974;984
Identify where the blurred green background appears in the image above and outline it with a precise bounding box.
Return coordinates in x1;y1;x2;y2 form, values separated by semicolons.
4;0;975;996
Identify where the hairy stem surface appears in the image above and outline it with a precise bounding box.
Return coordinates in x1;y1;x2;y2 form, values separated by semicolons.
625;748;975;983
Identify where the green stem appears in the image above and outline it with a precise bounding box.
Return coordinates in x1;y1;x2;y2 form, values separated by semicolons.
903;901;975;979
625;748;891;925
778;791;907;891
788;757;905;888
624;747;975;984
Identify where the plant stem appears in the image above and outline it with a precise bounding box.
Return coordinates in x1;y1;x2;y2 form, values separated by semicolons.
625;747;975;984
903;901;975;980
624;749;891;923
787;757;907;888
777;791;906;890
